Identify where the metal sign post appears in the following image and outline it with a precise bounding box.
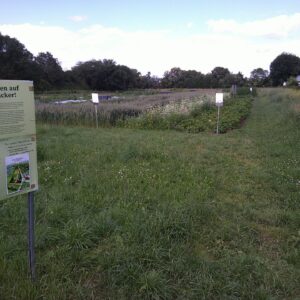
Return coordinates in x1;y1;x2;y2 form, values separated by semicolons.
92;93;99;128
216;105;221;134
94;104;99;128
91;93;113;128
27;191;35;281
215;93;223;135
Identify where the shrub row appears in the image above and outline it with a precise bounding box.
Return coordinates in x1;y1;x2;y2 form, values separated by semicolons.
120;96;253;133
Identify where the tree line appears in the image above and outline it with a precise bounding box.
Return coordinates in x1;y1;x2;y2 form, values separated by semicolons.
1;32;300;91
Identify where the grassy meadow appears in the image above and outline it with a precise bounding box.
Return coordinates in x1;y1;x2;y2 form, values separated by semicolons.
0;88;299;299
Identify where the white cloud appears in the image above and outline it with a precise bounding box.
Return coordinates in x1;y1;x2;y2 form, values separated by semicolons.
0;16;300;77
69;15;87;22
207;13;300;39
186;22;193;29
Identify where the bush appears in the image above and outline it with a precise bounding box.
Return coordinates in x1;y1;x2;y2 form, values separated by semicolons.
190;101;214;117
287;77;298;87
217;97;252;133
122;96;253;134
236;87;257;96
175;118;208;133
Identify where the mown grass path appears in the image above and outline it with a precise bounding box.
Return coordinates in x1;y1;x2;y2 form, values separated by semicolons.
0;89;299;299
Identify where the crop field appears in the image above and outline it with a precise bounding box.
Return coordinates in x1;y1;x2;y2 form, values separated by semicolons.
35;89;252;133
0;88;299;299
35;89;220;127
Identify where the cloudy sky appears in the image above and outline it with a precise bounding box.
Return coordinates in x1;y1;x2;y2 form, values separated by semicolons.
0;0;299;77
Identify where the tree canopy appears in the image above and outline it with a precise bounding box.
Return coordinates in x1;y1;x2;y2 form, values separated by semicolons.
71;59;141;90
35;52;65;89
270;53;300;86
0;33;38;82
250;68;269;87
1;32;300;91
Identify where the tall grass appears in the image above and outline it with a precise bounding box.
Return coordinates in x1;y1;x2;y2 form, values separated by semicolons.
36;89;221;127
36;101;141;127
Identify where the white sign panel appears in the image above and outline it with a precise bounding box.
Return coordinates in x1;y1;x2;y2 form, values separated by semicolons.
0;80;38;200
92;93;99;104
216;93;223;106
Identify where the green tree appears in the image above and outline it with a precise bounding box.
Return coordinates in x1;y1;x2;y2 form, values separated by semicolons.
211;67;231;88
139;72;160;89
250;68;269;86
0;32;40;82
161;67;183;88
71;60;101;89
286;76;298;87
178;70;205;88
71;59;140;90
35;52;65;89
232;72;247;86
270;53;300;86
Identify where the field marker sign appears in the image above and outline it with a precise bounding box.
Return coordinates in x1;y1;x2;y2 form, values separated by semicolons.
0;80;38;200
91;93;99;128
215;93;223;134
91;93;112;128
215;93;223;107
92;93;99;104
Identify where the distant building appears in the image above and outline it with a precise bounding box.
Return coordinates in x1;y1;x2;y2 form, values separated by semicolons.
296;75;300;86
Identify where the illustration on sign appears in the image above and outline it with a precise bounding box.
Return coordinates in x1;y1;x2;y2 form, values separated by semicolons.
6;153;30;194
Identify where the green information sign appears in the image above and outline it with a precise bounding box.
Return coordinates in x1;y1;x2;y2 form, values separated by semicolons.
0;80;38;200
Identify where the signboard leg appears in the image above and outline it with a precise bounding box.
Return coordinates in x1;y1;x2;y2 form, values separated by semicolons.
216;106;220;134
27;192;36;281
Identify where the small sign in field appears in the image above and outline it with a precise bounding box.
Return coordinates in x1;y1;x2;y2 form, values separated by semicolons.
91;93;113;128
92;93;112;103
92;93;99;104
215;93;223;107
215;93;223;134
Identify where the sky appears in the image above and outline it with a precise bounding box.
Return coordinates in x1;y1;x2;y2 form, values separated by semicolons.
0;0;300;77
